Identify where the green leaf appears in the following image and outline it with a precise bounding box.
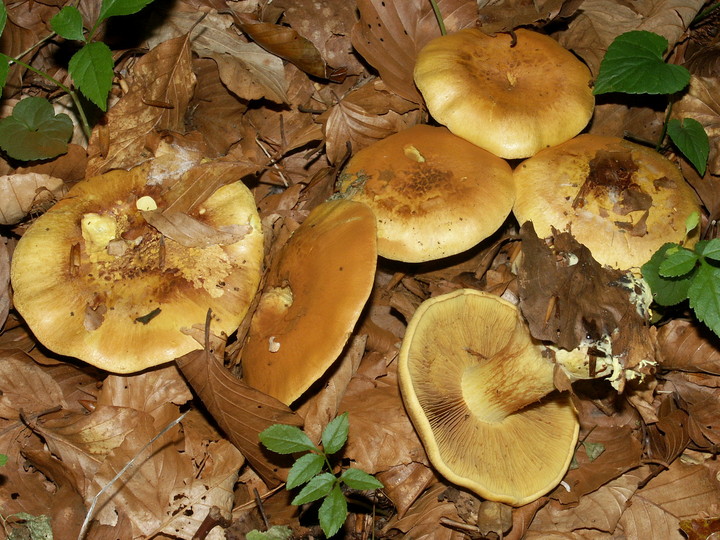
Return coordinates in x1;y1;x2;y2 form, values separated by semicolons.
659;247;699;277
246;526;293;540
98;0;155;22
0;1;7;37
0;453;7;466
286;452;325;490
51;6;85;41
291;472;336;505
68;41;114;111
686;211;700;237
667;118;710;176
318;485;348;538
688;261;720;338
339;468;384;490
0;53;9;93
322;412;349;455
701;238;720;262
0;97;73;161
594;31;690;95
641;242;695;306
259;424;316;454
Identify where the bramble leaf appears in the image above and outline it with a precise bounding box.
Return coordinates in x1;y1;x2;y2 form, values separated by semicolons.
659;247;699;277
98;0;155;22
0;97;73;161
51;6;85;41
68;41;114;110
688;261;720;337
641;243;695;306
668;118;710;176
340;468;384;490
259;424;316;454
318;485;347;538
286;452;325;489
291;472;336;505
594;31;690;95
322;412;349;455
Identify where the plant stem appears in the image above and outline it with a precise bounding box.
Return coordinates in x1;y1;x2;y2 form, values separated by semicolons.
691;2;720;26
656;101;674;152
428;0;446;36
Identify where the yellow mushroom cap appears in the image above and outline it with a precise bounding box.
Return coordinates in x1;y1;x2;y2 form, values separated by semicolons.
337;124;515;263
241;199;377;405
10;163;264;373
414;28;594;159
398;289;579;506
513;134;702;270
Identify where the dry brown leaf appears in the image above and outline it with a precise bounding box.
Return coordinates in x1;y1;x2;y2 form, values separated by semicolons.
86;33;196;176
477;0;581;34
0;237;8;328
645;396;691;467
351;0;477;103
588;99;666;142
376;462;437;518
142;209;252;248
0;172;68;225
664;371;720;449
0;351;67;419
658;319;720;374
11;143;87;184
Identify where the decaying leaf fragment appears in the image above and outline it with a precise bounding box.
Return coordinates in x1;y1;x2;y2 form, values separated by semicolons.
0;172;68;225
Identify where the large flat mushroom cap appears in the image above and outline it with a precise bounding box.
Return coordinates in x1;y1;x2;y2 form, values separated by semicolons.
513;134;702;270
241;199;377;405
337;124;514;263
399;289;579;506
414;28;594;159
10;163;264;373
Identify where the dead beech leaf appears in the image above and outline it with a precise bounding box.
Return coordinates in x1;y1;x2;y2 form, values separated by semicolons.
142;210;252;248
664;371;720;449
376;462;437;518
384;482;466;540
0;351;67;419
351;0;477;103
0;172;67;225
477;0;580;34
0;237;8;327
86;33;196;176
658;319;720;375
645;396;691;467
672;76;720;175
681;516;720;540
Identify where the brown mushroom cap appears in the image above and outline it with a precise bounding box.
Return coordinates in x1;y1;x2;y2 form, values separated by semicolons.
413;28;594;159
513;134;702;270
241;199;377;405
398;288;579;506
10;163;264;373
337;125;514;262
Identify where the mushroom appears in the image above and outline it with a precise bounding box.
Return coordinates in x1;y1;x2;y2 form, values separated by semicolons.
337;124;515;263
398;288;579;506
413;28;594;159
241;198;377;405
10;162;264;373
513;134;702;270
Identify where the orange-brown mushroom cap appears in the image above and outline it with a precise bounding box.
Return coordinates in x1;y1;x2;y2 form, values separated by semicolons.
399;289;579;506
414;28;594;159
337;125;515;262
241;199;377;405
513;134;702;270
10;163;264;373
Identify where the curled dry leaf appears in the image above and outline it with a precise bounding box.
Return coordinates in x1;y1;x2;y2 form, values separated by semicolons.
0;172;68;225
658;319;720;375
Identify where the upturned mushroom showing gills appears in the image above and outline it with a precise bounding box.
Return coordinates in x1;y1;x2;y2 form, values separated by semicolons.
513;134;702;270
10;163;264;373
241;199;377;406
413;28;594;159
398;288;579;506
337;124;515;263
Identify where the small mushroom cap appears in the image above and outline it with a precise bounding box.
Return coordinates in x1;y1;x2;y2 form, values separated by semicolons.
241;199;377;405
399;289;579;506
337;125;515;263
414;28;594;159
513;134;702;270
10;163;264;373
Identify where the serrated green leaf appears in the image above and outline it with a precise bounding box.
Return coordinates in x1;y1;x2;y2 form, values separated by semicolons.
686;211;700;237
688;261;720;338
659;247;699;277
0;1;7;37
0;97;73;161
68;41;114;111
318;485;348;538
287;452;325;489
51;6;85;41
668;118;709;176
641;242;694;306
701;238;720;262
322;412;349;455
259;424;316;454
98;0;155;22
594;31;690;95
339;468;384;490
291;472;336;505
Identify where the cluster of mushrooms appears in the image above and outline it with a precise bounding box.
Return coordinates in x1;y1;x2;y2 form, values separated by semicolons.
9;27;702;510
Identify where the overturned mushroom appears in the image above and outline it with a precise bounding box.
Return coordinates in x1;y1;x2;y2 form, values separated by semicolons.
398;288;579;506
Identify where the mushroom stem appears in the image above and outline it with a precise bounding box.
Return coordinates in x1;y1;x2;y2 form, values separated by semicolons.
461;342;555;424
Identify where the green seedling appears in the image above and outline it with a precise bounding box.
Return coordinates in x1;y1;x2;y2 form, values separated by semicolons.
259;412;384;538
0;0;156;159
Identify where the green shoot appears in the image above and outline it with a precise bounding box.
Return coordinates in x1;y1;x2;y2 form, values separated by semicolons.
259;412;384;538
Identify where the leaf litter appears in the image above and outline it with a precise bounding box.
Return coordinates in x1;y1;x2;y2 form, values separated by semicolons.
1;0;720;538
